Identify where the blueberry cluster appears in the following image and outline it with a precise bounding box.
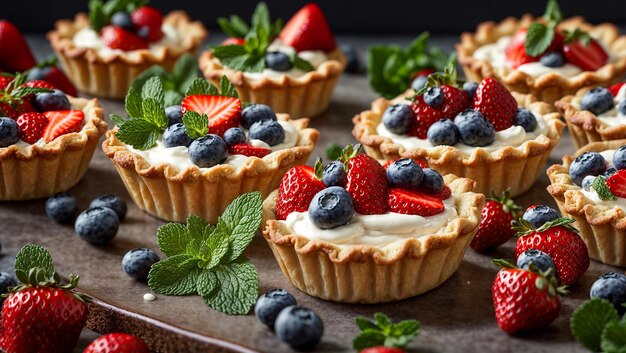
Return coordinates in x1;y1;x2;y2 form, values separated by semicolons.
386;158;444;194
255;288;323;351
570;145;626;187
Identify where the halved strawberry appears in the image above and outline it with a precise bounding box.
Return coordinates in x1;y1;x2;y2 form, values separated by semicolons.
437;185;452;200
42;110;84;142
564;39;608;71
505;29;540;69
100;26;148;51
229;144;271;158
131;6;164;43
275;165;325;220
387;188;445;216
473;78;517;131
279;3;336;52
609;83;625;97
607;170;626;198
181;95;241;136
22;80;56;90
222;37;245;46
16;112;48;144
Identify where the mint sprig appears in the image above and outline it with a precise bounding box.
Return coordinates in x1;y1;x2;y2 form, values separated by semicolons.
325;143;342;161
571;298;625;352
148;192;262;315
131;54;199;106
182;111;209;139
592;176;618;201
89;0;148;32
524;0;563;56
352;313;420;351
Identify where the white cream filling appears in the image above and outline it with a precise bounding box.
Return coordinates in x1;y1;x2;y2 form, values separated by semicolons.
241;40;328;80
580;149;626;211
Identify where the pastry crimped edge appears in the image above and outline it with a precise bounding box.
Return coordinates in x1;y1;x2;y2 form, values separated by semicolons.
102;115;318;223
556;88;626;149
198;48;346;118
261;174;484;303
48;11;207;99
456;15;626;104
547;139;626;267
352;90;565;197
0;97;107;200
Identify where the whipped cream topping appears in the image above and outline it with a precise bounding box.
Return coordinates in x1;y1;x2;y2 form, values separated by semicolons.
580;149;626;211
242;40;328;80
593;85;626;127
281;197;457;247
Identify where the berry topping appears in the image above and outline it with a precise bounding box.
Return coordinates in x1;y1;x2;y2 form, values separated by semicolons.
569;151;606;185
279;3;336;52
222;37;245;46
613;145;626;170
241;104;277;129
83;333;150;353
540;51;565;67
411;75;428;92
0;20;36;72
581;87;614;115
16;112;48;144
563;37;608;71
420;168;444;194
163;123;193;148
606;170;626;198
516;249;557;274
387;188;445;217
111;11;134;31
75;207;120;245
382;104;415;135
34;89;71;112
505;28;540;69
514;108;538;132
321;160;347;187
423;86;444;107
122;248;160;281
164;105;183;126
410;84;468;139
100;26;148;51
22;79;56;90
45;193;78;224
454;109;495;147
427;119;459;146
223;127;248;147
608;82;625;97
181;95;241;137
470;191;520;252
522;205;560;229
89;195;127;221
274;306;324;350
589;272;626;314
255;289;297;329
228;143;271;158
437;185;452;200
42;109;84;142
249;119;285;146
308;186;354;229
188;134;228;168
26;65;78;97
0;117;19;147
265;52;293;72
473;77;517;131
346;153;388;215
131;6;164;42
385;158;424;190
462;81;479;100
275;165;325;220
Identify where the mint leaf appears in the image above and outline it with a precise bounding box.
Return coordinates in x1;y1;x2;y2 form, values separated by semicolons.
218;15;250;38
353;313;420;350
571;298;620;352
202;258;258;315
353;330;386;351
204;226;230;269
212;45;261;73
543;0;563;24
325;143;342;160
386;320;420;348
602;321;626;353
88;0;107;32
172;54;198;93
219;76;239;99
148;254;201;296
195;270;219;298
185;78;219;96
525;23;554;57
292;55;314;72
14;244;55;279
141;76;165;105
251;2;271;34
157;223;192;257
125;86;143;118
182;111;209;139
593;176;618;201
220;192;263;262
141;98;168;128
131;66;170;93
115;118;161;150
187;214;209;238
109;114;127;127
356;317;378;331
374;313;392;328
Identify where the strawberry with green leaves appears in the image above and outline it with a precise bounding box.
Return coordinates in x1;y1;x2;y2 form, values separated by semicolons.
0;74;51;119
352;313;420;352
470;191;521;252
275;165;325;220
472;78;518;131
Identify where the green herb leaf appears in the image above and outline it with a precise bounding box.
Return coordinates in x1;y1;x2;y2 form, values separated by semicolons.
353;313;420;350
172;54;199;93
543;0;564;24
593;176;618;201
157;223;192;257
115;118;161;150
14;244;55;278
141;76;165;105
571;298;620;352
195;270;219;298
185;78;219;96
131;66;170;93
212;45;263;73
219;191;263;262
88;0;107;32
141;97;168;128
356;317;379;331
148;254;201;296
525;23;555;57
109;114;127;127
325;143;342;160
204;226;230;269
164;91;184;106
125;86;143;118
187;215;209;238
353;330;386;351
292;55;314;72
217;15;250;38
182;111;209;139
602;320;626;353
201;258;258;315
219;76;239;99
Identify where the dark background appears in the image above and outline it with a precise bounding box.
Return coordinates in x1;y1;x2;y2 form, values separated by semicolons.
4;0;626;34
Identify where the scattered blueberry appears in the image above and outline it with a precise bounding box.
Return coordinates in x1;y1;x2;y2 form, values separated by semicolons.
382;104;414;135
341;44;361;74
265;52;293;72
137;26;151;40
0;117;19;147
45;193;78;224
420;168;444;194
0;272;17;299
75;207;119;245
241;104;277;129
427;119;459;146
590;272;626;313
188;134;228;168
463;81;479;100
411;75;428;92
582;175;596;191
164;105;183;126
423;86;444;107
540;52;564;68
515;108;538;132
386;158;424;189
322;161;346;187
522;205;560;229
255;288;298;328
517;249;556;274
249;120;285;146
275;306;324;351
309;187;354;229
89;195;127;221
111;11;134;31
34;89;70;111
619;100;626;116
604;167;617;178
122;248;160;281
163;123;193;148
569;152;607;185
581;87;614;115
454;109;495;147
223;127;247;147
614;145;626;170
26;66;49;81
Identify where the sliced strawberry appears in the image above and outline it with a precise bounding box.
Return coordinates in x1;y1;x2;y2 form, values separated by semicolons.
387;188;445;216
0;102;17;119
0;75;13;90
607;170;626;198
346;154;388;214
505;29;540;69
409;85;469;138
42;110;84;142
437;185;452;200
131;6;164;43
229;144;271;158
564;39;608;71
609;83;625;97
0;20;36;72
275;165;325;220
383;158;427;169
181;95;241;136
16;112;48;144
22;80;56;90
473;78;517;131
223;37;245;46
279;3;336;52
101;26;148;51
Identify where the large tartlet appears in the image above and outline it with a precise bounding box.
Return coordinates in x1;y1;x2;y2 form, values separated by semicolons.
457;15;626;104
102;116;318;223
0;97;106;200
352;91;565;197
48;11;207;99
261;175;484;304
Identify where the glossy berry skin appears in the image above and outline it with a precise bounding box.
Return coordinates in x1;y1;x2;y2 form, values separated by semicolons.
16;112;48;144
427;119;459;146
275;306;324;350
223;127;247;147
0;117;19;147
569;152;606;186
279;3;336;52
0;272;17;297
454;109;495;147
276;165;325;220
34;89;70;112
589;272;626;314
248;119;285;146
515;108;537;132
409;85;468;139
360;348;406;353
581;175;596;191
564;39;608;72
382;104;414;135
255;288;298;328
131;6;164;42
607;170;626;198
613;145;626;170
540;52;564;67
83;333;150;353
470;195;518;252
26;66;78;97
163;123;193;148
581;87;614;115
385;158;424;190
463;81;479;100
309;187;354;229
122;248;160;281
111;11;134;31
89;195;127;221
346;154;388;215
241;104;276;129
420;168;444;194
75;207;120;245
522;205;559;229
0;20;37;72
100;26;148;51
322;161;346;187
411;75;428;92
604;167;617;178
516;249;556;274
45;192;78;224
164;105;183;126
423;86;444;107
473;78;518;131
228;144;270;158
188;135;228;168
265;52;293;72
387;188;445;216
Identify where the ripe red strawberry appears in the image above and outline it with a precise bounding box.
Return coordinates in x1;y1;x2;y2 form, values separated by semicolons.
473;78;517;131
181;95;241;136
608;82;625;97
606;170;626;198
223;37;245;46
515;218;589;285
346;153;388;214
101;26;148;51
83;333;150;353
470;191;520;252
22;79;56;90
505;29;540;69
0;102;17;119
383;158;427;169
409;85;468;138
360;348;406;353
15;100;35;115
0;20;36;72
437;185;452;200
0;75;13;90
564;39;608;71
275;165;325;220
131;6;164;43
388;188;445;216
229;143;271;158
279;3;336;52
28;66;78;97
16;112;48;144
42;110;84;142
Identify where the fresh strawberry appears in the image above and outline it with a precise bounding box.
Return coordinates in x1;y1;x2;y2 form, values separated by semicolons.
505;29;540;69
360;347;406;353
275;165;325;220
28;66;78;97
564;38;608;71
0;102;17;119
42;110;84;142
15;100;35;115
515;218;589;285
608;82;625;97
492;260;561;334
229;143;271;158
470;191;520;252
388;188;445;216
606;170;626;198
83;333;150;353
473;77;517;131
16;112;48;144
279;3;336;52
346;153;388;214
131;6;164;43
181;95;241;136
101;26;148;51
22;79;56;90
0;75;13;90
383;158;427;169
0;20;36;72
409;85;468;138
437;185;452;200
223;37;245;46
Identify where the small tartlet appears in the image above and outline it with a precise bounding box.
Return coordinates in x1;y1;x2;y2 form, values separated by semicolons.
352;91;565;197
48;11;207;99
547;140;626;267
457;15;626;104
261;174;484;304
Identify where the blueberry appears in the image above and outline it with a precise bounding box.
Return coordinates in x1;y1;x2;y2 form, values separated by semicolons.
89;195;127;221
249;120;285;146
463;81;479;100
188;134;228;168
517;249;556;274
309;187;354;229
386;158;424;189
223;127;247;147
75;207;119;245
45;193;78;224
411;76;428;92
241;104;277;129
619;101;626;116
604;167;617;178
590;272;626;313
164;105;183;126
163;123;193;148
255;288;298;328
341;44;361;74
275;306;323;350
382;104;414;135
582;175;596;191
515;108;538;132
427;119;459;146
322;161;346;187
424;86;444;107
614;145;626;170
34;89;70;111
581;87;614;115
122;248;160;281
265;52;292;72
569;152;607;185
522;205;560;229
137;26;151;40
420;168;444;194
111;11;134;31
454;109;495;147
0;272;17;299
26;66;49;81
0;117;19;147
540;52;564;68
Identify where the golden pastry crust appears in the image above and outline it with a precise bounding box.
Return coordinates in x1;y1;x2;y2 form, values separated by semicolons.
456;15;626;104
